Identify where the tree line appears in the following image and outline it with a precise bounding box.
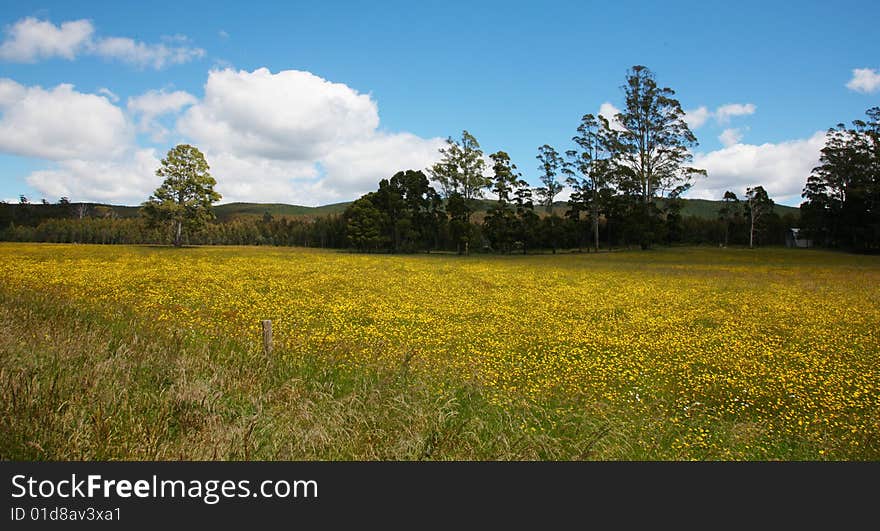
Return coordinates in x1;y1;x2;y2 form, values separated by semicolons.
0;194;797;249
14;64;876;252
343;65;793;253
0;211;348;247
801;107;879;251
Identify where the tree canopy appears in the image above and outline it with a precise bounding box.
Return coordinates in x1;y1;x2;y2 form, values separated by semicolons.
801;107;879;251
429;130;489;205
745;185;773;249
344;170;443;253
613;65;705;202
535;145;564;213
140;144;221;247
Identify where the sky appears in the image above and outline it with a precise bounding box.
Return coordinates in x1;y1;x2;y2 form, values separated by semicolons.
0;1;878;207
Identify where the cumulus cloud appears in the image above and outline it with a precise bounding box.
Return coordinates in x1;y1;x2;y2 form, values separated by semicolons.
25;149;161;203
179;68;380;160
846;68;880;94
178;67;444;204
320;132;446;199
0;17;93;61
0;17;204;69
714;103;757;124
128;89;197;121
684;106;711;129
3;67;453;205
687;131;826;205
128;89;197;141
605;101;755;133
0;78;131;160
91;37;205;69
685;103;757;129
598;102;626;131
718;128;743;147
98;87;119;102
0;78;26;106
203;153;321;204
0;78;160;204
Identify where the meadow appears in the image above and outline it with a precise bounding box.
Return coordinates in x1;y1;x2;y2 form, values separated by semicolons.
1;243;878;460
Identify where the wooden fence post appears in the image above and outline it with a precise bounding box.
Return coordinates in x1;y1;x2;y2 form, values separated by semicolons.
261;320;273;356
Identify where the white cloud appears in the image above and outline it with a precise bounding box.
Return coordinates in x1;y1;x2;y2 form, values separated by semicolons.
128;89;197;119
91;37;204;69
179;68;380;160
0;78;131;160
128;89;197;141
0;17;204;69
6;68;448;205
718;128;743;147
178;67;443;203
0;78;27;106
218;30;229;39
0;78;159;204
25;149;161;204
320;132;445;199
714;103;757;124
98;87;119;102
684;106;711;129
554;185;574;203
846;68;880;94
684;103;757;129
204;153;320;204
687;131;826;205
603;101;755;133
0;17;93;61
598;102;626;131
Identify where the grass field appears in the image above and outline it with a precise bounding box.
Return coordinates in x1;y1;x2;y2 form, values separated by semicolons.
1;243;878;460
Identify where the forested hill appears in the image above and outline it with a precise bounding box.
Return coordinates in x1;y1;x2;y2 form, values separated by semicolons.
0;201;352;225
216;198;801;219
0;197;799;226
675;199;799;219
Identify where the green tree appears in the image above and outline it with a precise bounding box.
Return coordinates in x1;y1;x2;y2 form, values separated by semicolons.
564;114;616;252
344;194;386;251
345;170;443;253
513;173;538;254
717;191;740;247
540;214;566;254
611;65;705;248
429;131;489;206
663;196;684;244
428;131;489;255
745;185;773;248
428;131;492;255
376;170;443;252
141;144;221;247
484;151;525;253
446;192;472;255
535;145;564;213
802;107;879;250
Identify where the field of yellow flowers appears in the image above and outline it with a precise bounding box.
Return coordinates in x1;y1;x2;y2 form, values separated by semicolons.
1;242;878;460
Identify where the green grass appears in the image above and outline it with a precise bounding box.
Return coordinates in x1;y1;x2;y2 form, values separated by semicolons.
0;288;619;460
1;244;876;461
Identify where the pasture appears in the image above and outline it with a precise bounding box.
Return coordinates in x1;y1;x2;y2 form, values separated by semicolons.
1;243;878;460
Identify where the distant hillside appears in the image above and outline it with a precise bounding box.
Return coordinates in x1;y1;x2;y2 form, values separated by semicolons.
676;198;799;219
213;202;350;220
0;201;349;226
0;196;799;226
541;198;799;219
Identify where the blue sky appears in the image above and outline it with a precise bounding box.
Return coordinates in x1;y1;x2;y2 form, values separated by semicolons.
0;1;878;206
